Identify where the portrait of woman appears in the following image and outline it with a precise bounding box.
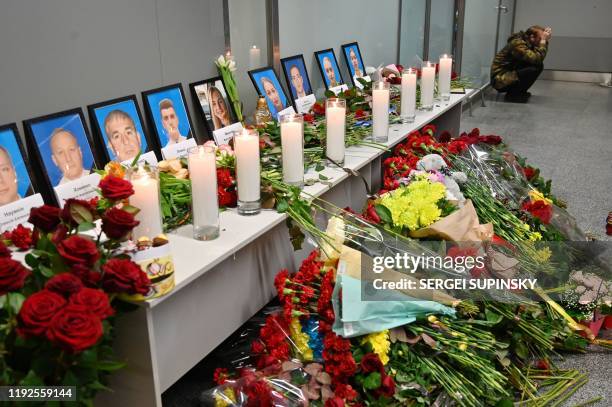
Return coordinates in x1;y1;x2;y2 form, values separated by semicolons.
341;42;367;87
248;67;290;117
189;77;238;136
314;49;345;90
208;86;232;130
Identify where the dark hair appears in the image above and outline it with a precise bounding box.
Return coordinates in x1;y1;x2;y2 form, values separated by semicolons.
158;98;174;112
526;25;545;37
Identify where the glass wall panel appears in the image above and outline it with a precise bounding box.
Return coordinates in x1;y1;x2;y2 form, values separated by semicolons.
461;0;499;87
398;0;426;66
427;0;454;61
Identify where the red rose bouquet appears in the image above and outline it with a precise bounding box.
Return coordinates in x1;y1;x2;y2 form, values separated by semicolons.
0;174;150;404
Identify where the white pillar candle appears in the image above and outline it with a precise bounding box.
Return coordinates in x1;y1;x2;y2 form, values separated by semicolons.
438;54;453;99
401;68;417;121
280;114;304;185
249;45;261;70
421;62;436;109
372;81;390;142
188;146;219;230
325;98;346;164
129;166;163;240
234;128;260;203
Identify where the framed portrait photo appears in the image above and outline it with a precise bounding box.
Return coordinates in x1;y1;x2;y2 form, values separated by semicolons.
0;123;45;231
189;77;242;146
314;48;347;94
88;95;159;166
248;66;295;119
142;83;197;159
23;108;102;206
341;42;371;88
280;54;317;114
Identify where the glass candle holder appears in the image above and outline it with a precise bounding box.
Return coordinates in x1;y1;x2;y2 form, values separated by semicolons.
372;81;390;142
325;98;346;166
438;54;453;102
233;128;261;215
188;145;220;240
127;165;163;240
280;113;304;187
420;61;436;111
400;68;417;123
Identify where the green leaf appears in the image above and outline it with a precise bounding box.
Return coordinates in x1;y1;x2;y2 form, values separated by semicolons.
363;372;382;390
485;309;502;324
19;370;44;386
318;174;330;181
276;199;289;213
495;399;514;407
79;349;98;368
70;202;94;224
25;253;39;268
315;163;325;172
38;264;55;278
374;204;393;224
122;205;141;215
78;222;95;233
96;360;127;371
7;292;26;314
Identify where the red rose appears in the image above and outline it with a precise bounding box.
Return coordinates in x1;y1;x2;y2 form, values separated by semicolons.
312;102;325;116
45;273;83;297
99;175;134;200
218;187;237;207
303;113;315;123
378;374;396;398
69;288;114;319
325;397;345;407
9;225;33;250
101;258;150;295
70;264;102;287
522;200;553;224
46;305;103;352
396;64;404;73
28;205;61;233
354;109;367;119
522;166;536;181
0;241;11;258
51;224;69;244
360;353;384;374
102;207;139;240
17;290;66;337
451;71;458;80
216;168;234;189
57;235;100;267
0;257;30;296
61;199;96;226
479;135;503;145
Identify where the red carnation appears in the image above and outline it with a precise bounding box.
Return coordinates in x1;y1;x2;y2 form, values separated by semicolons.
378;374;396;398
523;166;536;181
46;305;103;352
57;235;100;266
421;124;436;136
218;187;237;207
17;290;66;337
303;113;315;123
364;203;381;224
213;367;230;385
101;258;150;296
325;398;345;407
102;207;139;240
216;168;234;189
69;288;114;319
439;130;452;143
479;135;503;145
9;225;33;250
312;102;325;116
45;273;84;297
0;257;30;296
522;200;553;224
99;175;134;200
28;205;61;233
354;109;367;119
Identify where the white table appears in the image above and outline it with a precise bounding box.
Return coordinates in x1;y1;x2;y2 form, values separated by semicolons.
98;91;472;406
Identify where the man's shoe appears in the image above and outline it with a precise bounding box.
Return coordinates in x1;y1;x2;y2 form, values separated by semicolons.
504;93;529;103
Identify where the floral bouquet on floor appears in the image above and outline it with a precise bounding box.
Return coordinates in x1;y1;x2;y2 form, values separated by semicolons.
0;174;150;404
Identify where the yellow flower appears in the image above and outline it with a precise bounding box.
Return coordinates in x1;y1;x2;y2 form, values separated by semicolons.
214;387;237;407
290;318;313;361
535;247;552;263
529;190;552;205
361;330;391;365
529;232;542;241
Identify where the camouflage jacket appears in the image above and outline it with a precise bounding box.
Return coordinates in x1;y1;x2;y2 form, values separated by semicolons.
490;31;548;90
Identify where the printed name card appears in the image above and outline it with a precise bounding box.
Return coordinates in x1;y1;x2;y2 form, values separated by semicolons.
330;84;349;95
162;138;197;159
55;172;102;208
213;122;244;146
276;106;297;120
121;150;158;167
294;94;317;114
353;75;372;89
0;194;45;232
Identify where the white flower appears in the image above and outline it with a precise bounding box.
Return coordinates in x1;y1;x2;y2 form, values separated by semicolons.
228;60;237;72
216;55;226;67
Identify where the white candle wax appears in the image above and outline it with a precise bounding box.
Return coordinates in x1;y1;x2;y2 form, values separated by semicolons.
421;63;436;107
234;130;261;202
372;86;390;141
326;105;345;162
249;46;261;70
401;69;417;118
280;121;304;184
130;171;163;239
438;55;453;96
189;148;219;227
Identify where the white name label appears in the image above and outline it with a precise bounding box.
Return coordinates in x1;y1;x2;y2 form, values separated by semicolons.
162;138;197;159
276;105;297;120
294;94;317;114
353;75;372;89
329;84;349;95
55;173;102;207
0;194;45;233
213;122;244;146
121;151;158;167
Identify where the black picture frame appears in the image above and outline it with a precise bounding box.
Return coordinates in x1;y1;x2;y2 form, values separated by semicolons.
341;42;367;87
87;94;161;164
188;76;238;137
141;83;199;149
314;48;346;90
280;54;315;108
23;108;102;205
248;66;292;117
0;122;40;204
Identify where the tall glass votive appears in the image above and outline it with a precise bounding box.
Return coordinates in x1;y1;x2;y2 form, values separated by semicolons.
400;68;417;123
234;128;261;215
280;113;304;187
325;98;346;166
188;145;220;240
420;61;436;111
372;81;390;142
438;54;453;102
127;165;163;240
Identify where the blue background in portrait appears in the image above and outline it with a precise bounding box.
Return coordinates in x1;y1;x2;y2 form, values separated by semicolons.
344;45;365;78
0;128;32;197
282;58;312;99
145;87;192;147
93;99;148;160
30;113;95;187
251;69;288;117
317;51;342;87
